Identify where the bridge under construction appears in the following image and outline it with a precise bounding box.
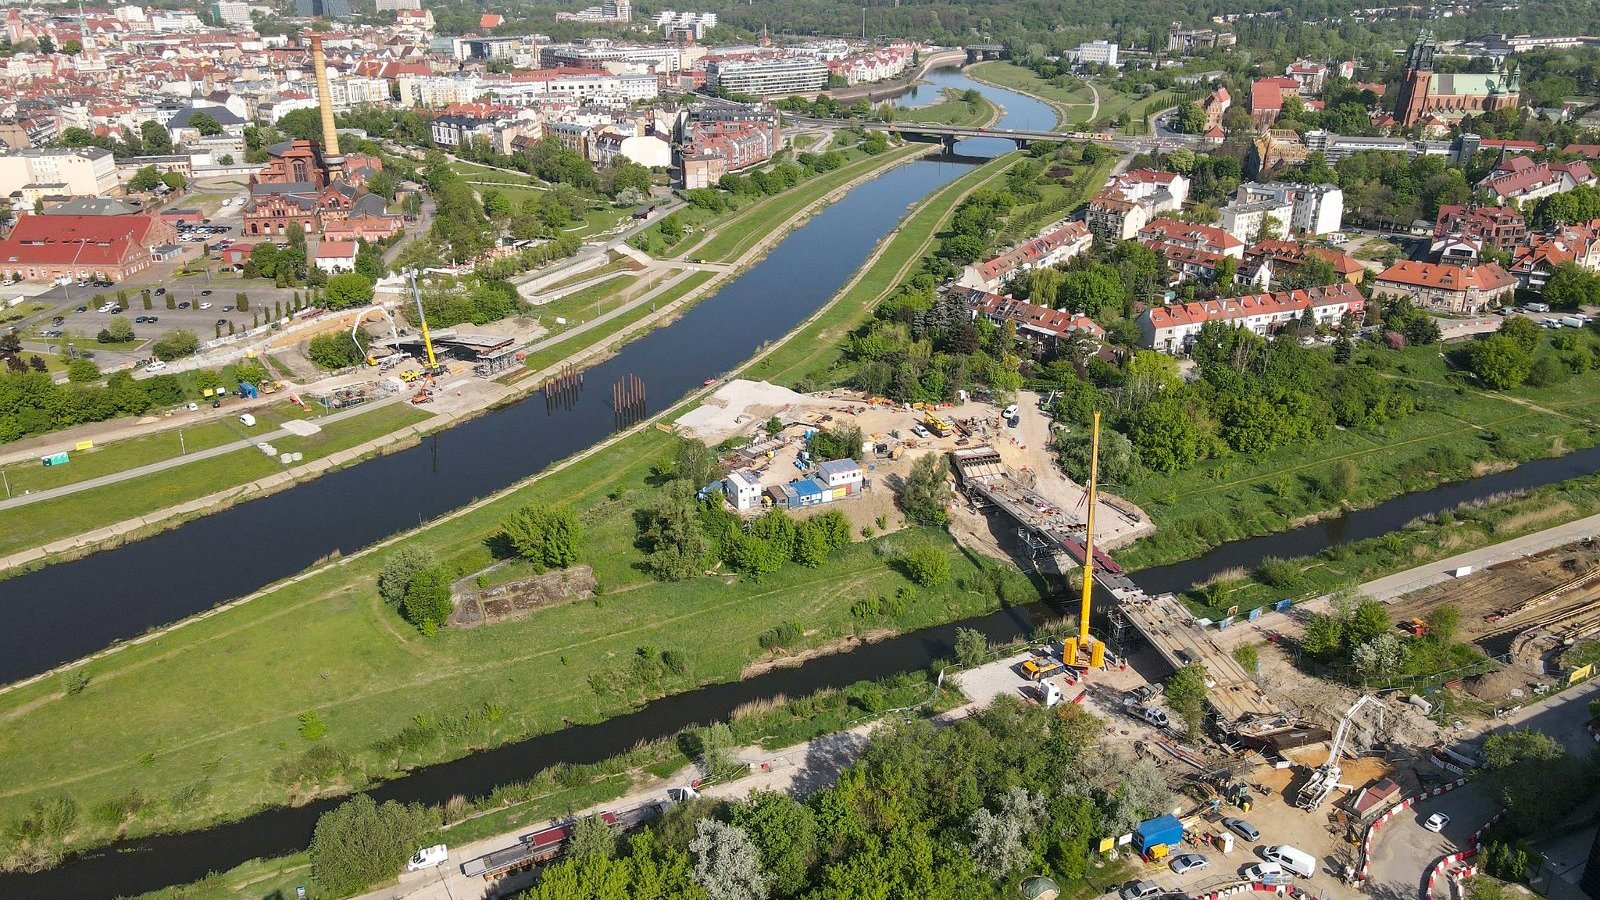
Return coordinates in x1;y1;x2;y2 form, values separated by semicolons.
951;446;1289;729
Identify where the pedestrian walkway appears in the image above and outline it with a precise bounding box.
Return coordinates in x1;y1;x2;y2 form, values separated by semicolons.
0;397;401;511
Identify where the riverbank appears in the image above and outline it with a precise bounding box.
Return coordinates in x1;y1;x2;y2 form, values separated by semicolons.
0;146;1037;871
0;144;933;580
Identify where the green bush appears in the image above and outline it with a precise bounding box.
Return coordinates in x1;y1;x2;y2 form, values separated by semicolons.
758;621;803;650
899;546;951;587
309;795;438;896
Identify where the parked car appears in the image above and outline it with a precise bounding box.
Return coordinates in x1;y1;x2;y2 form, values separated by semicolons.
1243;862;1284;883
1170;854;1209;875
1423;813;1449;833
178;301;190;308
1223;818;1259;841
199;302;212;310
201;289;213;296
145;360;167;372
1119;880;1163;900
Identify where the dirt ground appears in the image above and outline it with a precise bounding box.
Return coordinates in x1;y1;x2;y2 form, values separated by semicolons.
1388;540;1600;658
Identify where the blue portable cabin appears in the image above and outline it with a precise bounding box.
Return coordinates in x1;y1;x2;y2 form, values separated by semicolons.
1133;814;1184;856
792;478;825;507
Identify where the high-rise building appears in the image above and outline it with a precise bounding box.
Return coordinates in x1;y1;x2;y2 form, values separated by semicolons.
706;57;827;97
211;1;251;26
294;0;351;19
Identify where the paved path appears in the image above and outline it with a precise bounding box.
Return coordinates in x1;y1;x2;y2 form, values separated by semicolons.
0;397;405;511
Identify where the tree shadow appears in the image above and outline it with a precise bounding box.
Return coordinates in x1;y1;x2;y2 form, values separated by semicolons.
795;729;872;796
483;530;516;561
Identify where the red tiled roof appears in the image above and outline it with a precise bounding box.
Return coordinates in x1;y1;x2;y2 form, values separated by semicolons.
1564;144;1600;159
957;287;1105;340
1375;260;1514;292
974;221;1090;283
315;241;358;258
1144;283;1364;329
1246;239;1363;276
0;213;162;268
1140;218;1244;253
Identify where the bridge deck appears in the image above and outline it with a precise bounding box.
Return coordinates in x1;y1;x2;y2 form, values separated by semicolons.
1113;590;1280;724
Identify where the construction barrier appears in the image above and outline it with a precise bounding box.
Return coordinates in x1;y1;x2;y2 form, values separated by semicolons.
1351;777;1469;886
1422;810;1507;898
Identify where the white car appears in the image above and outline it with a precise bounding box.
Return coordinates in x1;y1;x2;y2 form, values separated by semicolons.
1424;813;1449;833
406;844;448;872
199;302;212;310
1244;862;1284;882
145;360;167;372
1170;853;1209;875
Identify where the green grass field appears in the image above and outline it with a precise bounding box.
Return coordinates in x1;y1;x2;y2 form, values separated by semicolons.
0;403;434;561
448;160;548;189
533;254;639;295
1114;344;1600;574
967;61;1097;128
893;90;998;127
0;406;1039;858
682;144;927;264
519;271;716;375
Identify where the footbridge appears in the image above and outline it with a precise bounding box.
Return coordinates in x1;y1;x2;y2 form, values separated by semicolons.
787;116;1143;152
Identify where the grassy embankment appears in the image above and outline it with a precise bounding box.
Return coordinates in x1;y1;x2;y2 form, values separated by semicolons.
675;143;928;265
892;90;998;127
1115;344;1600;582
0;403;434;561
0;146;1047;863
967;60;1096;128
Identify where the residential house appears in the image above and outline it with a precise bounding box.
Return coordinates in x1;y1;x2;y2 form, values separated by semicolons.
1139;218;1246;259
1434;204;1526;252
313;240;358;274
951;286;1105;354
1371;259;1515;312
1507;220;1600;291
1137;283;1365;353
957;220;1092;291
1201;86;1230;131
1245;239;1365;286
1478;156;1596;204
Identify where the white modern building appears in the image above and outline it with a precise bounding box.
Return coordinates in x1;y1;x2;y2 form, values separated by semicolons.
0;147;118;197
707;57;829;96
654;10;717;38
1235;181;1343;235
1218;198;1294;242
724;469;763;511
1068;40;1119;67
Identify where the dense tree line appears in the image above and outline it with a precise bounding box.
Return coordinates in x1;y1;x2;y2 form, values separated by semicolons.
518;699;1174;899
1282;151;1472;228
417;276;523;328
0;359;270;444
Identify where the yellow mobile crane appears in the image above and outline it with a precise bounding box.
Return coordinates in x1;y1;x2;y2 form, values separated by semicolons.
408;269;447;376
1063;411;1106;670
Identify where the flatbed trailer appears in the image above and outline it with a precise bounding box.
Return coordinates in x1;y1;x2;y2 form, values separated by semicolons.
462;806;661;878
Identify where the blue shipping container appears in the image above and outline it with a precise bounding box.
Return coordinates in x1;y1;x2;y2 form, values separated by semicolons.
1134;814;1184;853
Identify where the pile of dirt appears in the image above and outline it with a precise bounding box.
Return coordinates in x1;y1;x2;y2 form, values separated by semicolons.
450;565;596;627
1468;667;1532;701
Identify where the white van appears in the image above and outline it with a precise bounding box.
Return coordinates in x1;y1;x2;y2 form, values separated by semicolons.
1526;302;1551;313
1262;845;1317;878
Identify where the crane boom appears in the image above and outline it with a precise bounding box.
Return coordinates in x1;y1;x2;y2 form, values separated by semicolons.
1295;694;1378;811
409;270;440;371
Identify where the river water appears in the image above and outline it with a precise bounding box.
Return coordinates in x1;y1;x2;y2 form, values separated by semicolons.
9;70;1600;898
0;75;1047;688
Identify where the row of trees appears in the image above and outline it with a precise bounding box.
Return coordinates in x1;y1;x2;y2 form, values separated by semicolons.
0;355;272;443
1459;313;1600;390
517;698;1173;898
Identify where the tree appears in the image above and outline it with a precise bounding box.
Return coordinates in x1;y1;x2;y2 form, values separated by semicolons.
324;273;375;310
1498;315;1542;354
1347;598;1391;648
66;358;100;383
899;546;950;587
378;547;439;607
308;331;366;368
140;120;173;155
103;315;135;343
1543;263;1600;308
955;627;989;667
128;166;163;192
968;787;1044;878
689;818;769;900
308;795;437;896
188;112;223;136
1302;613;1344;659
1351;633;1407;680
566;814;617;861
1173;102;1206;134
151;329;200;361
400;566;454;634
1425;603;1461;644
1125;399;1200;473
728;791;818;896
1233;643;1260;673
1466;333;1533;390
1165;663;1209;735
899;453;951;526
500;503;583;570
1053;427;1133;486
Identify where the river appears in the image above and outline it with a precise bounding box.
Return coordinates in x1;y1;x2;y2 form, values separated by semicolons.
9;70;1600;898
0;71;1054;898
0;74;1048;688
